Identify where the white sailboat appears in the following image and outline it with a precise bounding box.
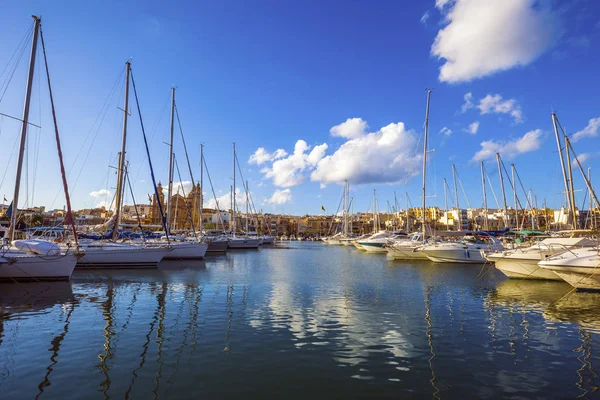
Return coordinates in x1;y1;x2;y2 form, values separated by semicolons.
385;89;432;261
420;235;504;264
74;61;169;269
229;142;260;249
0;16;77;281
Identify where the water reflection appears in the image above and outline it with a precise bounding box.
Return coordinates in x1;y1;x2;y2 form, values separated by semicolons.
1;244;600;398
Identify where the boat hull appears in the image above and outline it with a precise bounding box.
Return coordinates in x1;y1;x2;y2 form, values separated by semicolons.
228;238;260;249
489;255;562;280
75;247;168;269
163;242;208;259
0;253;77;282
358;242;388;253
387;246;429;260
352;241;365;251
539;265;600;291
206;240;228;253
422;248;488;264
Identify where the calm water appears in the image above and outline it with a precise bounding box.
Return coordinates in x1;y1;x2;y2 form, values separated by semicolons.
1;242;599;399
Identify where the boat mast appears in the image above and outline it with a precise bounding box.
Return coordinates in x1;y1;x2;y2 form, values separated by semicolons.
405;192;409;233
245;180;249;233
511;164;518;230
9;16;41;241
590;168;596;230
552;113;574;229
480;161;488;230
232;142;236;236
422;89;431;240
199;143;203;233
443;178;448;230
111;61;131;241
165;86;176;235
564;135;578;229
452;164;460;230
373;189;377;233
496;153;509;229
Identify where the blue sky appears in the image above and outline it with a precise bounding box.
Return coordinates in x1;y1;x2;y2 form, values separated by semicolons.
1;0;599;215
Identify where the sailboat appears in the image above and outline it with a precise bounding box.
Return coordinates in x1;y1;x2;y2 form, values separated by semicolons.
386;90;432;261
537;113;600;289
228;142;260;249
73;61;168;269
146;86;208;259
357;190;396;253
0;16;78;281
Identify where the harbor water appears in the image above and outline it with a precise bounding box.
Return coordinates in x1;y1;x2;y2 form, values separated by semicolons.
1;242;599;399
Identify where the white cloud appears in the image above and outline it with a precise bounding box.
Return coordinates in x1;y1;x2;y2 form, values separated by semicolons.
477;94;523;123
431;0;559;83
205;188;248;210
420;11;430;24
330;118;368;139
436;0;453;9
572;153;590;165
95;200;112;209
440;127;453;136
261;140;328;187
248;147;288;165
461;92;474;112
267;189;292;205
90;189;111;197
311;122;421;185
471;129;544;162
171;181;193;195
571;117;600;142
467;121;479;134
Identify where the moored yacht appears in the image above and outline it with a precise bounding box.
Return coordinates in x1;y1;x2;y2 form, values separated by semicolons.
420;235;504;264
1;240;78;282
358;231;400;253
386;233;430;260
486;237;596;280
539;247;600;290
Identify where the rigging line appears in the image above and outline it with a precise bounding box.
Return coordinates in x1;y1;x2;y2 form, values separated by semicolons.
131;92;170;188
485;170;501;209
48;66;125;208
0;21;33;82
454;170;472;209
124;163;146;245
0;23;34;104
130;67;169;240
174;104;196;185
173;155;198;239
0;133;23;193
202;156;225;228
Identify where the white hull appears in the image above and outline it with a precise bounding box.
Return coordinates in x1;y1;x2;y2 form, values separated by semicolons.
75;246;168;269
352;241;365;251
387;246;429;260
0;253;77;281
160;242;208;259
422;248;488;264
228;238;260;249
539;265;600;290
489;256;562;280
359;243;388;253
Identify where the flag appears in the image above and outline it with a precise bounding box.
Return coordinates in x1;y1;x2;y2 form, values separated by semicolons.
6;201;13;218
321;205;325;212
3;196;6;202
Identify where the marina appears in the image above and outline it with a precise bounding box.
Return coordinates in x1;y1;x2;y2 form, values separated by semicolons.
1;242;600;398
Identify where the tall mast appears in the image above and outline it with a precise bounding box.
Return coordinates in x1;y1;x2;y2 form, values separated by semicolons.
480;162;488;230
199;144;203;233
232;142;236;235
373;189;377;233
165;86;175;235
9;16;41;241
443;178;448;230
564;135;578;229
590;168;596;230
496;153;509;229
111;61;131;240
245;180;249;233
405;192;409;233
422;89;431;240
511;164;518;230
552;113;574;229
452;164;460;230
